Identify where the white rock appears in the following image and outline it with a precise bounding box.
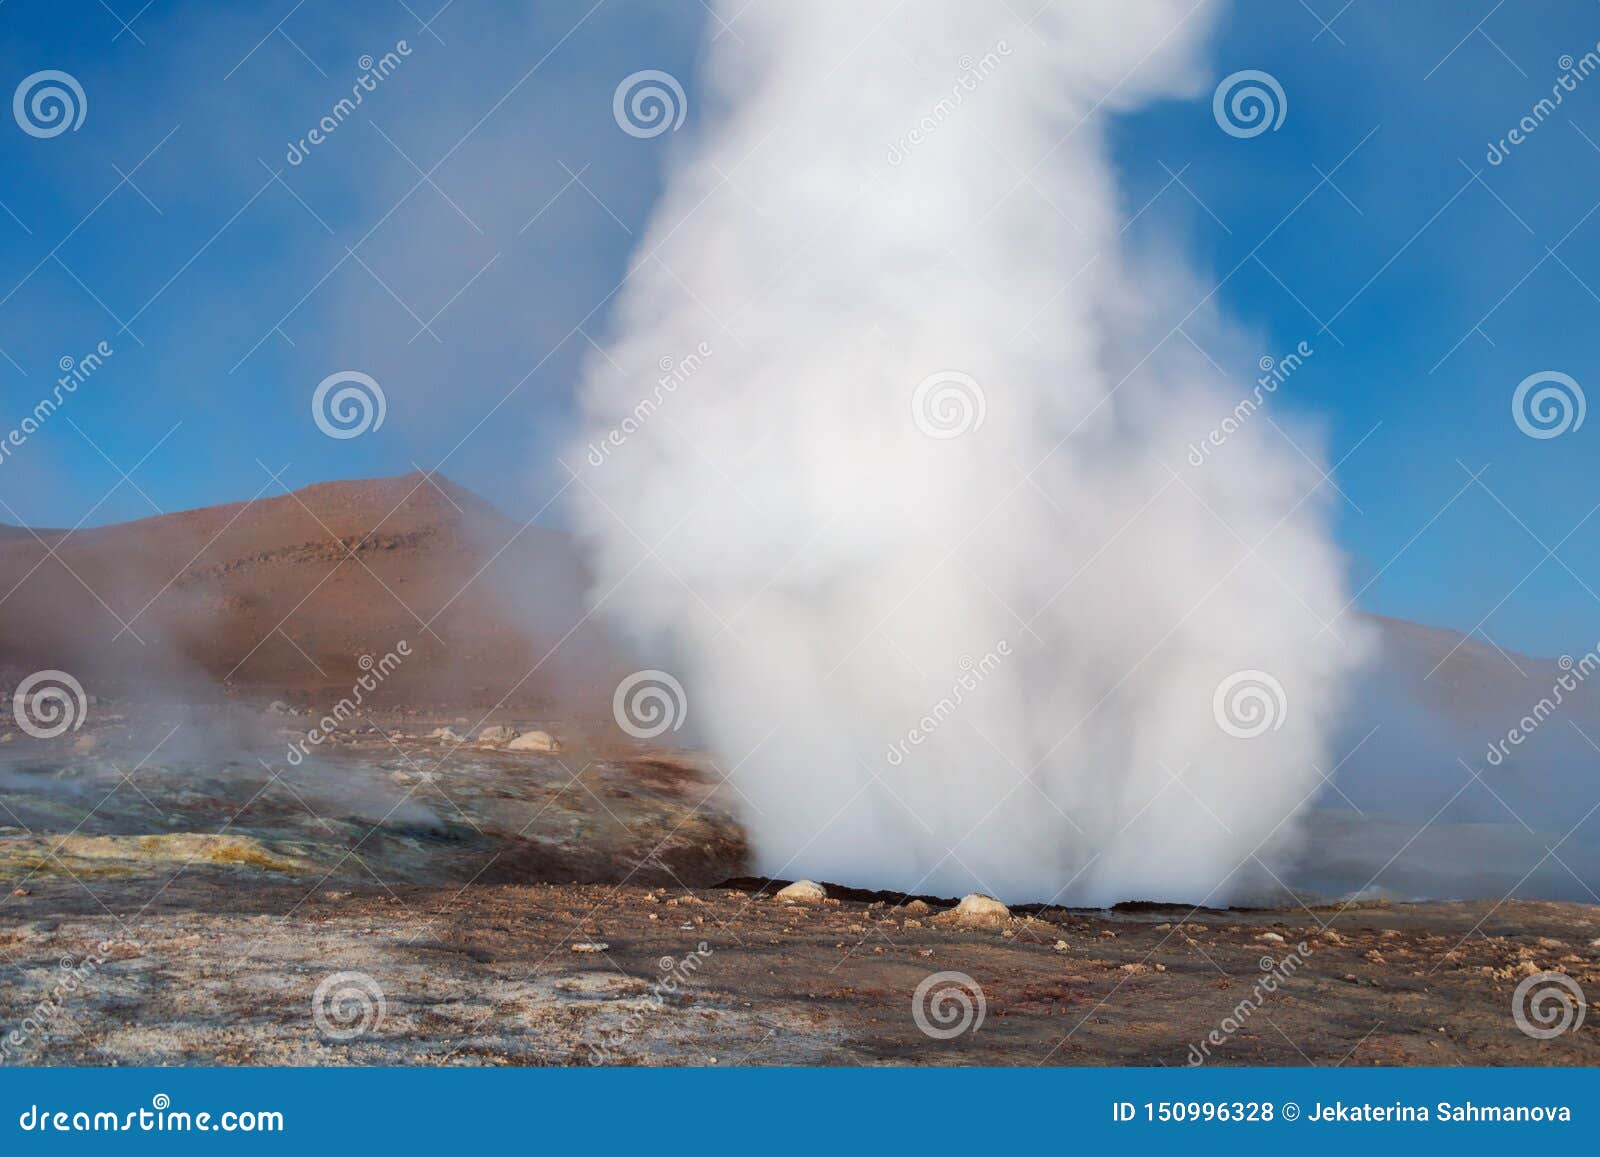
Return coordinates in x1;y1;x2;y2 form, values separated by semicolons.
571;941;609;953
476;724;517;744
954;893;1010;920
427;726;464;743
506;729;560;753
775;879;827;905
1257;932;1286;944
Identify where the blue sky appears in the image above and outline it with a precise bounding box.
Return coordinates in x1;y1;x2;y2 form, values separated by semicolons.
2;0;1600;657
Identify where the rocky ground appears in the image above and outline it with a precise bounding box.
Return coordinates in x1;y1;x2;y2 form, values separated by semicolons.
1;704;1597;1067
2;876;1598;1066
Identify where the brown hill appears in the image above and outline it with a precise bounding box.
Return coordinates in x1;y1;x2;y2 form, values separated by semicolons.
0;472;613;709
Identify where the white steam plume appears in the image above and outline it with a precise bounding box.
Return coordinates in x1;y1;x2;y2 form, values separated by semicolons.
571;1;1368;905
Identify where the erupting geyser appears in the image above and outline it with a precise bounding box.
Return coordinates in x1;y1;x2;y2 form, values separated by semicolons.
571;0;1368;905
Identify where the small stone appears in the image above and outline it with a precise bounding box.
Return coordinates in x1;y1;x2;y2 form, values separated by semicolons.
1257;932;1286;944
1054;939;1070;952
476;724;517;744
12;888;29;896
901;899;931;915
571;941;609;953
506;729;560;753
774;879;827;905
427;726;464;743
268;700;292;715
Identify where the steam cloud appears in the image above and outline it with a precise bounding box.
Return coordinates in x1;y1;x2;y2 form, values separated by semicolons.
572;1;1368;904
